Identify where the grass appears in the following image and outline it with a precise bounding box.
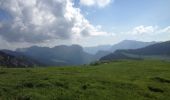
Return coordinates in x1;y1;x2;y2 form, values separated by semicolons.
0;60;170;100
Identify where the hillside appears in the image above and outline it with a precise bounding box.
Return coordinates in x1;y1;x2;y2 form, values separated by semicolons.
0;60;170;100
101;41;170;61
0;50;39;68
118;41;170;55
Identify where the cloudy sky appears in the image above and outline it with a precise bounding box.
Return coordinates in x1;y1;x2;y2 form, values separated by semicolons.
0;0;170;49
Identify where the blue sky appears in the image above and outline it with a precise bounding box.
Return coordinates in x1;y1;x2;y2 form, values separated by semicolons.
71;0;170;46
0;0;170;49
78;0;170;31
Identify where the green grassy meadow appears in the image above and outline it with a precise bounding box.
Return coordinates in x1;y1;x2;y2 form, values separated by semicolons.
0;60;170;100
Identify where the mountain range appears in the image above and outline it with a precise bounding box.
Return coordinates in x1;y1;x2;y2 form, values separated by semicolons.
16;45;94;66
100;40;170;61
1;40;165;67
85;40;156;60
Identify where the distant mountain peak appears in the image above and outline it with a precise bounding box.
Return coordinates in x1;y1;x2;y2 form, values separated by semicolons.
110;40;156;52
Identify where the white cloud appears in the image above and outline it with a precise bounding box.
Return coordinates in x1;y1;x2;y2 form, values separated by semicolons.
116;25;170;42
0;0;108;43
80;0;95;6
96;25;102;30
131;25;157;35
129;25;170;35
80;0;112;7
123;25;170;37
159;26;170;33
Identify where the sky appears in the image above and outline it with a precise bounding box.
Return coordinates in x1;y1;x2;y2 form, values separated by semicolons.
0;0;170;50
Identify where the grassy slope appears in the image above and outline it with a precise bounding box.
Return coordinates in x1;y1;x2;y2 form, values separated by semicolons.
0;60;170;100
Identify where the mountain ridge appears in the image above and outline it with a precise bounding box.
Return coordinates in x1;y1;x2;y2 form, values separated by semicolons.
16;45;95;66
100;40;170;61
0;50;40;68
0;40;160;67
